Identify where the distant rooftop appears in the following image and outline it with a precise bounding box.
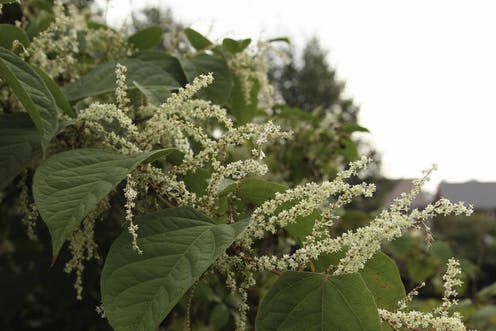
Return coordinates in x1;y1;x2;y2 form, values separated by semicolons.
438;180;496;210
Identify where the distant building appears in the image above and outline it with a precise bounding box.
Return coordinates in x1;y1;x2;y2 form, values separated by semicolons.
436;180;496;214
382;179;431;210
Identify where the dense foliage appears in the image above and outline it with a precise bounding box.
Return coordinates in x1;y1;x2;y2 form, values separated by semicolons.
0;1;485;330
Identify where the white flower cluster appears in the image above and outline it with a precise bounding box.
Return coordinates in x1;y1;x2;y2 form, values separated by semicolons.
25;1;130;80
228;41;286;106
397;282;425;311
436;258;464;315
115;63;130;113
379;258;467;330
238;162;472;275
26;1;81;80
124;174;141;254
379;309;466;331
239;156;373;249
64;199;109;300
77;67;291;254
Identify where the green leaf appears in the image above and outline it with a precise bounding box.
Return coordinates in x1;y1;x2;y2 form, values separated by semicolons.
222;38;251;54
273;104;318;126
209;303;230;329
219;178;287;206
430;241;454;264
218;178;320;242
133;51;187;86
0;0;18;4
285;208;320;243
313;252;406;309
128;26;164;50
477;282;496;301
338;137;359;161
87;20;114;31
313;251;346;272
33;148;181;257
0;47;58;149
184;28;213;51
25;9;52;39
31;65;75;117
342;123;370;133
358;252;406;309
182;168;210;196
101;207;247;331
406;254;438;283
0;24;30;49
180;53;233;105
228;75;260;125
64;58;181;102
255;271;382;330
132;81;170;106
0;113;41;190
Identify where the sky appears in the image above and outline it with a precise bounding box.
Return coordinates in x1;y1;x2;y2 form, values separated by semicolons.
98;0;496;192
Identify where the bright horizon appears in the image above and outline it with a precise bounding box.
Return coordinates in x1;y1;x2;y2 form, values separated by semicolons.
97;0;496;192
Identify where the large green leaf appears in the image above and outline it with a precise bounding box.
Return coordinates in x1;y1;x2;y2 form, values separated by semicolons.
63;58;181;102
0;113;41;190
184;28;213;51
180;53;233;105
127;26;163;50
255;271;382;330
31;65;75;117
357;252;406;309
0;47;58;149
33;148;181;257
101;207;247;331
133;51;187;86
0;24;30;49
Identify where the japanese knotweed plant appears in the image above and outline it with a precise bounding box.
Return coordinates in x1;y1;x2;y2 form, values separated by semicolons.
0;1;476;330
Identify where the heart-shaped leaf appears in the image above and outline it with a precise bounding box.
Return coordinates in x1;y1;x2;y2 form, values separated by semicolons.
101;207;247;331
256;271;381;331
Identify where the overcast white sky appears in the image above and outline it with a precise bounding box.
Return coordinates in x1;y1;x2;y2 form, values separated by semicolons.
98;0;496;191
